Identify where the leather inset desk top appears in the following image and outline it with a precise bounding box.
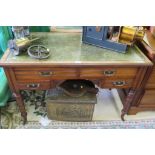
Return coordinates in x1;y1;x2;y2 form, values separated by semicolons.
0;32;152;67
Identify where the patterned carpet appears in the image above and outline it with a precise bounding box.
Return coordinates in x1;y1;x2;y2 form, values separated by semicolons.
1;100;155;129
16;118;155;129
1;89;155;129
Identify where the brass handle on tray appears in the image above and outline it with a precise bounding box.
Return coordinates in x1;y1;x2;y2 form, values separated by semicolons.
96;26;102;32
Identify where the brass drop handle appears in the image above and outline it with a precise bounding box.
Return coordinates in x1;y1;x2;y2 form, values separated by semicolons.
39;71;53;76
112;81;126;86
27;83;40;88
103;70;115;76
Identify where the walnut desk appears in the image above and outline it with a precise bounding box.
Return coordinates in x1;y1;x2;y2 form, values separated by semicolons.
0;32;152;124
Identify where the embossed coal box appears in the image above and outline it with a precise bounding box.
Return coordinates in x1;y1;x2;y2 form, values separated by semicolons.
45;80;97;122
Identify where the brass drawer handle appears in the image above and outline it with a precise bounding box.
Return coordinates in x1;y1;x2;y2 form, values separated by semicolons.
103;70;115;76
39;71;53;76
27;83;40;88
112;81;126;86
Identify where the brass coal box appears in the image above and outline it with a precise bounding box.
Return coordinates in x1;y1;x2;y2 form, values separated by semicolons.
46;80;97;122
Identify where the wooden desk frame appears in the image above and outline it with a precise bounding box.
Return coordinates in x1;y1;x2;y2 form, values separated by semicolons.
0;33;152;124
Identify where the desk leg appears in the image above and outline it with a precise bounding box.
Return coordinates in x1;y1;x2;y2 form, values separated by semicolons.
121;89;135;121
13;93;27;125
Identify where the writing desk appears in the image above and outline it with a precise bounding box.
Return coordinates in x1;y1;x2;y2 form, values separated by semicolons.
0;32;152;124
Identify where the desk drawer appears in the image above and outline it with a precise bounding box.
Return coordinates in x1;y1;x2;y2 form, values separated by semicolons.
14;68;77;81
146;67;155;89
17;81;51;90
80;67;137;78
101;79;134;88
140;90;155;106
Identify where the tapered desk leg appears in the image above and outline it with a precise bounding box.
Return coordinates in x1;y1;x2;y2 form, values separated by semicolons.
13;93;27;125
121;89;135;121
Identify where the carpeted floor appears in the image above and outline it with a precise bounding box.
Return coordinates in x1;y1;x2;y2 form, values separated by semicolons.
16;117;155;129
1;88;155;129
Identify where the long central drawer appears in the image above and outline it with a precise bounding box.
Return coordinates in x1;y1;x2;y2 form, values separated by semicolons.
145;67;155;89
